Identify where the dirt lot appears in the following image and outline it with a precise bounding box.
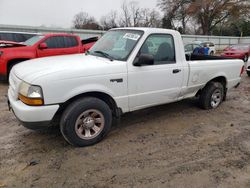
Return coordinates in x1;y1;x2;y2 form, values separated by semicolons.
0;74;250;188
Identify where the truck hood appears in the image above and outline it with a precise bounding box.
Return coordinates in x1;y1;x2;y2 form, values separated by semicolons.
13;54;124;83
0;40;26;48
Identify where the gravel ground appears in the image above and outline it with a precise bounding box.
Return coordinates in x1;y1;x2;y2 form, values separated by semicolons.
0;73;250;188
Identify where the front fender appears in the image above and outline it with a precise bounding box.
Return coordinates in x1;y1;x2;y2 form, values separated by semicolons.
62;83;116;103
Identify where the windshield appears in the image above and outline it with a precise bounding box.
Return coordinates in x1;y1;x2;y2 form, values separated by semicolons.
229;45;249;51
23;35;45;46
88;30;144;61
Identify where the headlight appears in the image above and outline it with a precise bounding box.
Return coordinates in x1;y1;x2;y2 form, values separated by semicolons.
18;82;44;106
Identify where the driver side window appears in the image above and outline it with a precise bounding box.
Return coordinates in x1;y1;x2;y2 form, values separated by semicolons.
138;34;176;65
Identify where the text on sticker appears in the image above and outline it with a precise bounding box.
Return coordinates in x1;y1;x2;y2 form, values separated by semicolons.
123;33;140;41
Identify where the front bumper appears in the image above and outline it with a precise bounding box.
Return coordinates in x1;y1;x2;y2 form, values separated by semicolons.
8;89;59;129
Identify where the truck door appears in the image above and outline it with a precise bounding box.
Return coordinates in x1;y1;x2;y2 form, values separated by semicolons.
128;34;184;110
63;36;81;54
37;36;79;58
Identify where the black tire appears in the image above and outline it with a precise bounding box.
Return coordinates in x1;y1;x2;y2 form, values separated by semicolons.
247;71;250;77
199;82;224;110
60;97;112;147
243;54;249;62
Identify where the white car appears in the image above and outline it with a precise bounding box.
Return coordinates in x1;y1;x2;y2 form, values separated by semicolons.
194;41;216;55
8;28;244;147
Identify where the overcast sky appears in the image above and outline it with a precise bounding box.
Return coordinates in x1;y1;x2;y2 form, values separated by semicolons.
0;0;158;28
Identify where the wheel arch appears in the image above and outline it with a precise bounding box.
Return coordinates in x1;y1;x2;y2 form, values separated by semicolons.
196;76;227;97
55;91;122;122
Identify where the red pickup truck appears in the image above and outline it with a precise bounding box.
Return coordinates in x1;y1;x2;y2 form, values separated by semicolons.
0;33;97;79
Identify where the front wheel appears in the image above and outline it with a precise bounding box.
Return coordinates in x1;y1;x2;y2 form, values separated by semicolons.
60;97;112;147
199;82;224;110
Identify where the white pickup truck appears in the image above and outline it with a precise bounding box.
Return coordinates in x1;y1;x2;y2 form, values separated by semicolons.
8;28;244;147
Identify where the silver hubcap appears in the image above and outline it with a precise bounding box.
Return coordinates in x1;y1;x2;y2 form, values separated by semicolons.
211;89;222;108
75;109;105;140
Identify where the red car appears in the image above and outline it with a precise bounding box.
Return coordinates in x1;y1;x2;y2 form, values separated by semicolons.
221;44;250;62
0;33;97;80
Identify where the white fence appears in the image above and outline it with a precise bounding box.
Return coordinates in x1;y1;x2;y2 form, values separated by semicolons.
1;24;250;50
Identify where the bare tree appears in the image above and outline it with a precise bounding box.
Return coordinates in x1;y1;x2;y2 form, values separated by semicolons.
100;11;118;30
129;1;142;26
140;9;162;28
120;1;132;27
119;0;162;28
158;0;191;32
73;1;162;30
73;11;100;30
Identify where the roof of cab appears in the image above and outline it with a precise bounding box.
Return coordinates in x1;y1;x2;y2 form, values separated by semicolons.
38;33;79;37
111;27;180;35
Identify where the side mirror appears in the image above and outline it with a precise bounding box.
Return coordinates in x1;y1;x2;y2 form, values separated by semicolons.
39;43;48;50
133;54;154;66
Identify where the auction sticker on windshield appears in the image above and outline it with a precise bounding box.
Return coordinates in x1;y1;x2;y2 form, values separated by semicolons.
123;33;140;41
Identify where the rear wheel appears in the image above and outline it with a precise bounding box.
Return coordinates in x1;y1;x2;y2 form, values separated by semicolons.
199;82;224;110
60;97;112;147
247;71;250;77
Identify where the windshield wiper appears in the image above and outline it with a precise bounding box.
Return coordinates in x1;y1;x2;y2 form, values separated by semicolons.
94;50;113;61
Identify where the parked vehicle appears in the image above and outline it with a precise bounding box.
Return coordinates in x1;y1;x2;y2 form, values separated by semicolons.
8;28;244;147
221;44;250;63
0;31;37;43
184;43;203;54
194;41;216;55
0;33;97;79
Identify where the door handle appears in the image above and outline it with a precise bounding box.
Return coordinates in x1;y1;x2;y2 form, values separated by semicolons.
173;69;181;74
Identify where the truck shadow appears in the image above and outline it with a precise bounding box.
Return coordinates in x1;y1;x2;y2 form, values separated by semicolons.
0;80;8;86
116;98;200;130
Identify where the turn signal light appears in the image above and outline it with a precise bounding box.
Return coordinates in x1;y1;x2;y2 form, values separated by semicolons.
18;94;44;106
